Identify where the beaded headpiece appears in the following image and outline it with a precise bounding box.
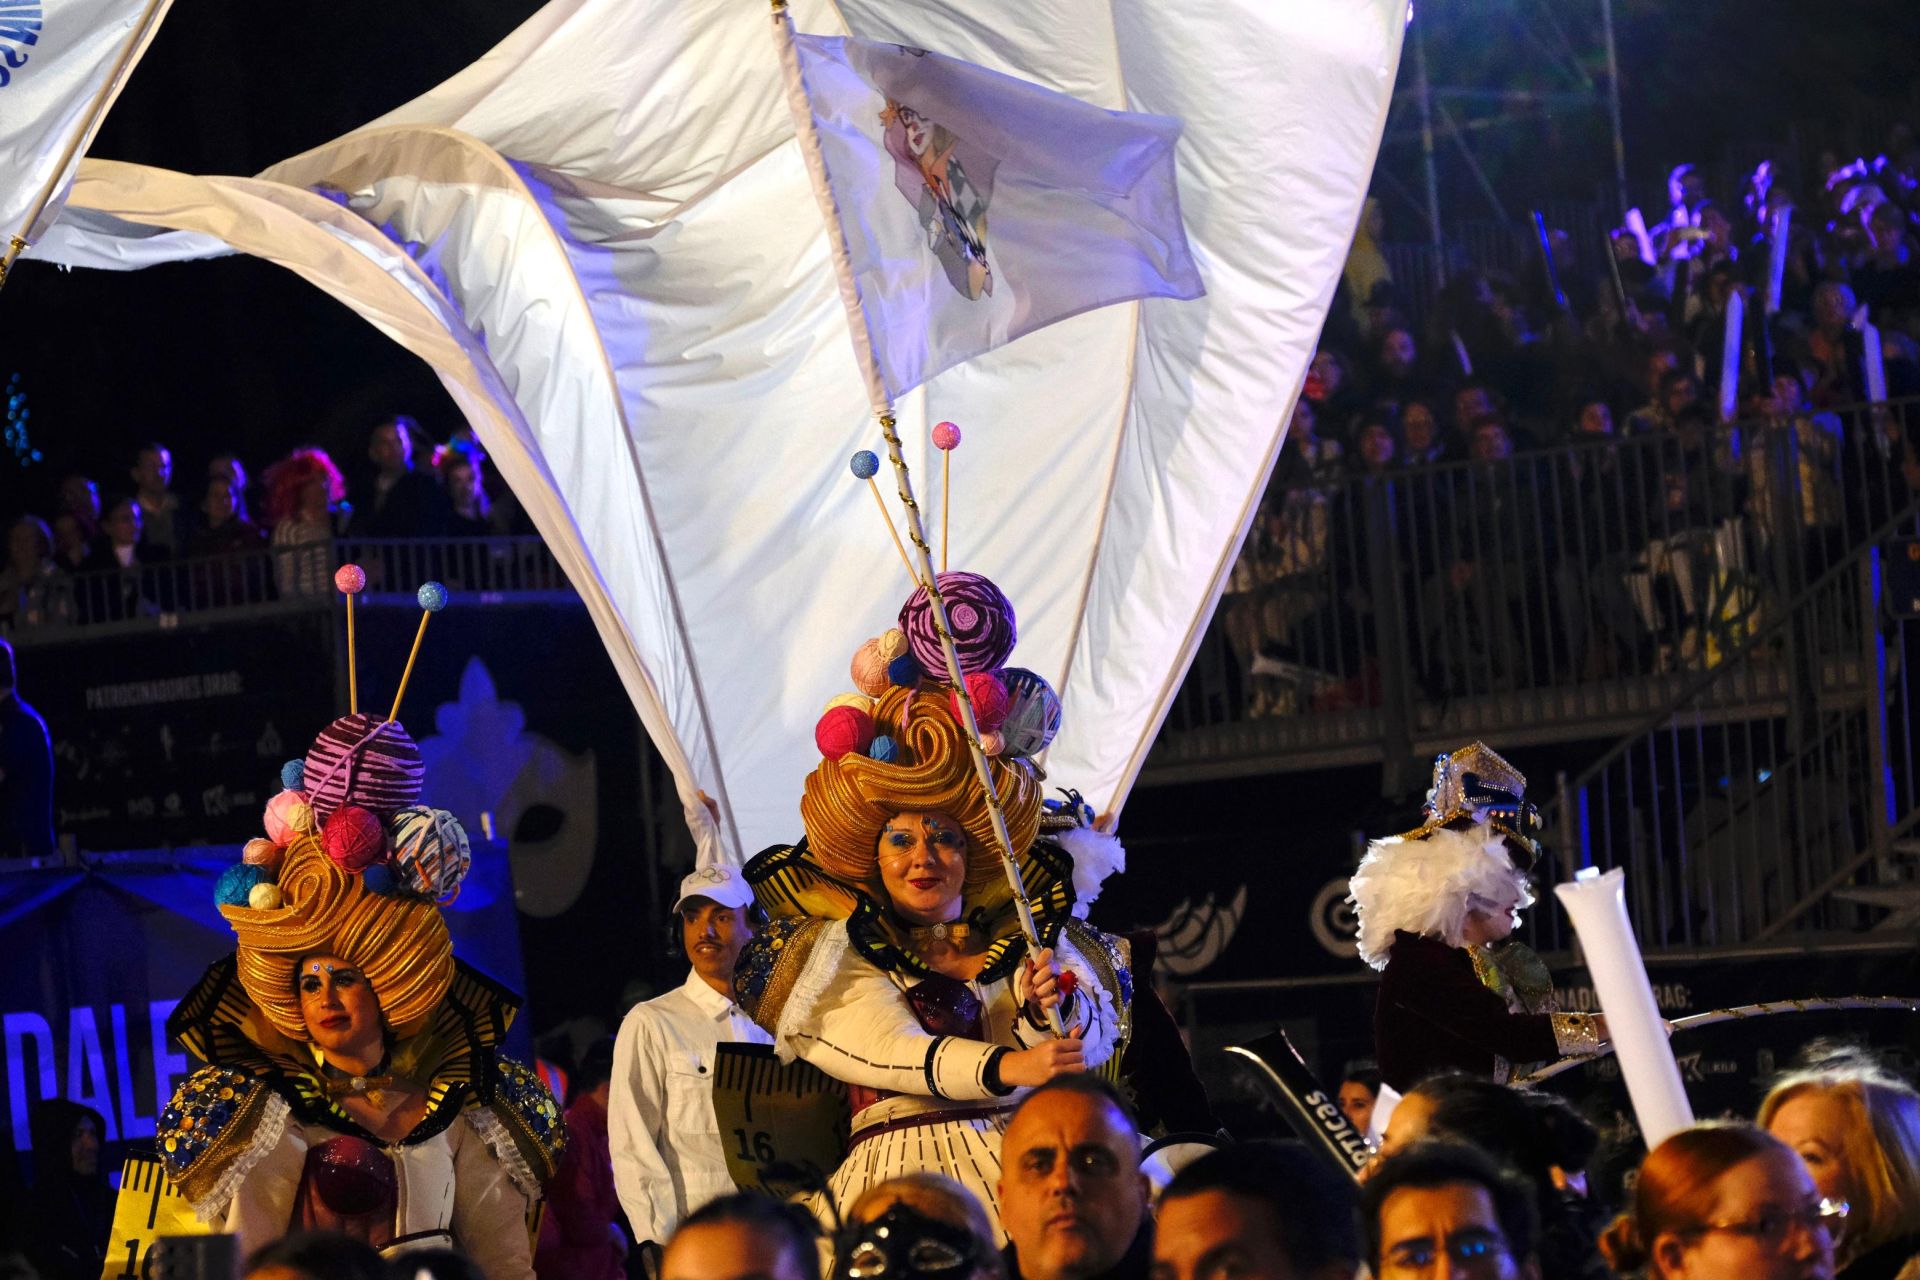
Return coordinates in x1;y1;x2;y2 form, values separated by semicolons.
1400;741;1542;869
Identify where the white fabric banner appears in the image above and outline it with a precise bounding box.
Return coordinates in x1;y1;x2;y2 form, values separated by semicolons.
791;31;1202;399
32;0;1406;865
0;0;171;252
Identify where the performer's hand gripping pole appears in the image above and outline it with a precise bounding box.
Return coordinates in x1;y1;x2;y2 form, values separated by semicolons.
769;0;1066;1037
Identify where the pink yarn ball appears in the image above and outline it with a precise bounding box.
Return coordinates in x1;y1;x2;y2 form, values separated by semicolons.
851;640;891;697
815;705;876;761
242;837;284;870
304;713;424;822
323;804;388;873
949;671;1010;732
334;564;367;594
264;789;315;845
932;421;962;451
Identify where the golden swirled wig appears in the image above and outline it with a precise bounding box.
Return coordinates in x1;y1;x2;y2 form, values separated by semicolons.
801;684;1041;896
218;835;453;1041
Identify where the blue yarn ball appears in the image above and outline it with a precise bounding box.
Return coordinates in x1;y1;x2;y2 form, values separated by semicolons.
850;450;880;480
868;735;899;763
887;653;920;686
417;581;449;612
215;863;269;907
280;759;306;791
361;862;401;896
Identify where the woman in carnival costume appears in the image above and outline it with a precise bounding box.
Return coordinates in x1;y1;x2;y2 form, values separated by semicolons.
1349;741;1606;1092
157;575;563;1278
732;570;1132;1240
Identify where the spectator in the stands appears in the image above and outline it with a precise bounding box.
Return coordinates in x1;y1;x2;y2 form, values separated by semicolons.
353;415;449;537
80;497;169;621
1339;1062;1384;1141
129;442;184;555
56;475;100;546
208;453;254;524
1306;349;1364;443
50;514;89;574
1373;326;1433;407
187;475;269;608
1625;349;1685;436
1806;281;1867;409
0;518;73;633
265;448;346;599
442;450;494;539
21;1099;111;1279
1399;399;1448;467
0;638;54;860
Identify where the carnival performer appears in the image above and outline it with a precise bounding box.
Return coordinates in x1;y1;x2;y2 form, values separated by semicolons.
732;571;1131;1241
1349;742;1605;1091
610;862;772;1258
157;577;563;1278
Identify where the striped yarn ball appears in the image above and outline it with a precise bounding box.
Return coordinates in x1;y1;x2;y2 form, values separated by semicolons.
303;714;424;822
388;806;471;902
899;572;1016;676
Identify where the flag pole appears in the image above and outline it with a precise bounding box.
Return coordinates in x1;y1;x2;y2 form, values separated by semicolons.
0;0;174;293
769;0;1065;1036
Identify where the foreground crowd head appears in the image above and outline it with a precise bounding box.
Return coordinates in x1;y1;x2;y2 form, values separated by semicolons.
663;1193;822;1280
1153;1142;1360;1280
1363;1143;1540;1280
1759;1059;1920;1271
1600;1124;1838;1280
998;1077;1150;1280
846;1174;1001;1280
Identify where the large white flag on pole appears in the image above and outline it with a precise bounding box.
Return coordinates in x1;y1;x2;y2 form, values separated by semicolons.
790;31;1203;399
0;0;172;284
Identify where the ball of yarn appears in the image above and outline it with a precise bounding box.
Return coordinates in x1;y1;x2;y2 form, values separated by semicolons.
815;705;875;761
264;789;316;845
388;806;472;901
899;572;1017;676
333;564;367;594
248;882;285;910
323;804;388;873
303;714;425;822
949;670;1011;732
361;862;400;896
868;734;899;763
877;628;909;661
849;450;880;480
850;639;891;697
887;653;921;687
242;837;284;870
280;758;306;791
980;731;1006;757
416;581;449;612
932;421;962;451
997;667;1064;757
216;863;269;908
825;692;875;717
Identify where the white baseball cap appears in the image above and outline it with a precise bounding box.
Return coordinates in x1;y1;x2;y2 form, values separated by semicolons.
672;863;756;913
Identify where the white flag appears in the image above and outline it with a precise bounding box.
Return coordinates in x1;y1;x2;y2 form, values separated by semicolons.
0;0;171;257
792;32;1203;399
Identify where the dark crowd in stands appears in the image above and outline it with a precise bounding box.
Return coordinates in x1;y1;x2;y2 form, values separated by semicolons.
1224;133;1920;715
0;416;533;631
7;1039;1917;1280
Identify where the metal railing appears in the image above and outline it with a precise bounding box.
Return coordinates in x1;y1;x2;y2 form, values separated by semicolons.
2;536;570;642
1520;492;1920;955
1154;398;1920;788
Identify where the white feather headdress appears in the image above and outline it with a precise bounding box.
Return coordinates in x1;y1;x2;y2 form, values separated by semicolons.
1347;821;1533;970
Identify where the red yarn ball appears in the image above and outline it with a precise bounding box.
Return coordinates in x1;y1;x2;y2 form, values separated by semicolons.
815;705;876;761
949;671;1010;732
323;804;388;873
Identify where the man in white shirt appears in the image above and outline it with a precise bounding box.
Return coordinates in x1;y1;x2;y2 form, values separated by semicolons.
611;864;772;1264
